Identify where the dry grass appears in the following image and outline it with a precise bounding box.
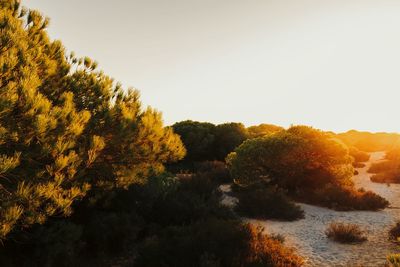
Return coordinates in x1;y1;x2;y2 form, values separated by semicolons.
325;222;367;243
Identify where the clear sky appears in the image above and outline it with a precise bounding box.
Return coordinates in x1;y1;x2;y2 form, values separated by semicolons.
23;0;400;133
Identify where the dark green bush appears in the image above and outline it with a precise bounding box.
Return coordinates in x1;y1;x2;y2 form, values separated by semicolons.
234;185;304;221
0;221;83;267
81;211;141;256
194;161;232;183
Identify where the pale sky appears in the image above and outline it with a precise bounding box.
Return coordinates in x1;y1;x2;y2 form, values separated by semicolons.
24;0;400;133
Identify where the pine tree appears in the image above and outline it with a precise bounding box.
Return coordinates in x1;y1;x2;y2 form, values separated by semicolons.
0;0;185;239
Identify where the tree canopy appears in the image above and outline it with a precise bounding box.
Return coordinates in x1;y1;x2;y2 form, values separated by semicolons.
0;0;185;239
172;120;216;162
172;121;249;164
247;123;284;138
227;126;354;193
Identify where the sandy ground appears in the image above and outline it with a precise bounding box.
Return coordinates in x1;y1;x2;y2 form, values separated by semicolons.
220;152;400;266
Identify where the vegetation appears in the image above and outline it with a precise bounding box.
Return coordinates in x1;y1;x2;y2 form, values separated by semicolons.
228;126;354;191
137;220;303;267
389;222;400;242
0;0;186;240
310;185;389;211
233;184;304;221
388;222;400;267
325;222;367;243
336;130;400;152
349;146;370;168
227;126;388;211
368;149;400;183
387;254;400;267
0;171;304;267
2;1;398;266
171;121;284;172
247;123;284;138
172;120;217;162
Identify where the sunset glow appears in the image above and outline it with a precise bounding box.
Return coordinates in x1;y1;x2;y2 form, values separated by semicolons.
24;0;400;133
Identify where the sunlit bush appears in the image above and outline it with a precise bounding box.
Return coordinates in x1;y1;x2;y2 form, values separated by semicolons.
349;146;370;163
325;222;367;243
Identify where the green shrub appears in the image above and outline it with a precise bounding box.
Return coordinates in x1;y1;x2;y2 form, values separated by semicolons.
234;185;304;221
325;222;367;243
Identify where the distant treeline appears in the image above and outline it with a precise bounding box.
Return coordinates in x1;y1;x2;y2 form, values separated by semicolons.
170;121;282;169
336;130;400;152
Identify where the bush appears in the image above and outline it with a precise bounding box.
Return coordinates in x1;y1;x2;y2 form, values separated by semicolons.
145;174;235;227
389;222;400;242
81;211;141;256
368;160;398;174
0;221;84;267
325;222;367;243
227;126;354;194
234;185;304;221
311;184;389;211
349;146;370;163
194;161;232;183
388;253;400;267
367;153;400;183
136;219;303;267
353;162;366;168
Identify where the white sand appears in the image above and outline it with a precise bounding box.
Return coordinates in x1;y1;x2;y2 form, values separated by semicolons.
220;152;400;266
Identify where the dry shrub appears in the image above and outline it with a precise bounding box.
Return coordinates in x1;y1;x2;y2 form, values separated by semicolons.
246;225;304;267
312;185;389;211
325;222;367;243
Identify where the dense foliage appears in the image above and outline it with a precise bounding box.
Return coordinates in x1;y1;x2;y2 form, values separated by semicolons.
0;172;304;267
233;184;304;221
0;0;185;240
227;126;388;211
227;126;354;192
369;149;400;183
349;146;370;168
172;120;217;162
171;121;284;169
